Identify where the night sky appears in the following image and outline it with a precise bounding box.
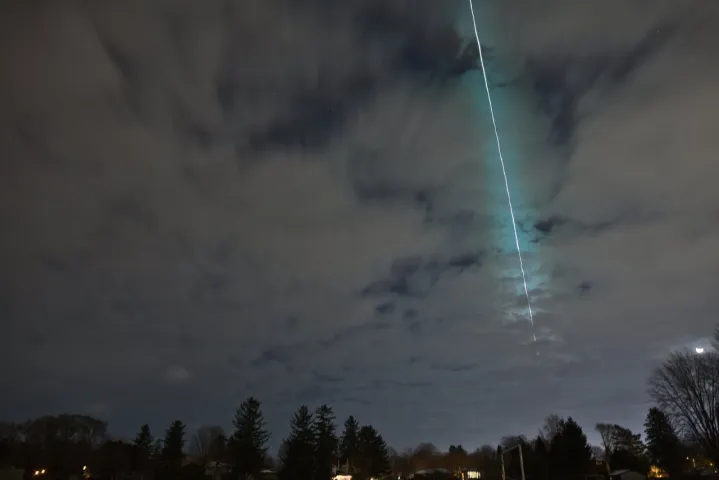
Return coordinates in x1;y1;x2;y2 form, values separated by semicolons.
2;0;719;452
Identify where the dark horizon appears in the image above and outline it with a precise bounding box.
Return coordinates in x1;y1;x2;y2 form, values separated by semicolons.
2;0;718;453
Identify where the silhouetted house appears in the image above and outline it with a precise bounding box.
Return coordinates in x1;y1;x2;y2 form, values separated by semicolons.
610;470;646;480
589;459;610;475
182;456;204;467
648;465;668;478
259;469;278;480
204;462;232;480
89;473;151;480
459;469;481;480
410;469;456;480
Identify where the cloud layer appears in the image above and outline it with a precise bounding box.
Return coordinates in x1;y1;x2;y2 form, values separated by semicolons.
2;0;718;449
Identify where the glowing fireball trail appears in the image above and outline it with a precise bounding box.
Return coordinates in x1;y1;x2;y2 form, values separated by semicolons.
468;0;537;343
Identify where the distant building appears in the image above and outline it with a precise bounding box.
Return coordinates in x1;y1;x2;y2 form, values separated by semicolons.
182;455;204;467
410;469;455;480
649;465;669;478
460;469;481;480
205;461;233;480
259;469;278;480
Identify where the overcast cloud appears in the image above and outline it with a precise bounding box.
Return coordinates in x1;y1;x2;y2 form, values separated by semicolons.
1;0;718;450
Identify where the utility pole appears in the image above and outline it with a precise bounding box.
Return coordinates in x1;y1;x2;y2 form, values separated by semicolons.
518;444;526;480
498;444;526;480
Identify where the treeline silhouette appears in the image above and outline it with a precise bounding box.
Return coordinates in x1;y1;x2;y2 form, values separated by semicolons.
0;399;391;480
4;326;719;480
0;404;697;480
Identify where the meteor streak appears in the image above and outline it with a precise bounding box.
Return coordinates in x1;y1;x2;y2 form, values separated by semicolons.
467;0;537;343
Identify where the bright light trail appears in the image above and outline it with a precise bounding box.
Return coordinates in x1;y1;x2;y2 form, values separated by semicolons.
467;0;537;343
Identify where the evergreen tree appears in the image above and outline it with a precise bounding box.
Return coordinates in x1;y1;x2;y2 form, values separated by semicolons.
612;426;645;457
279;406;316;480
314;405;338;480
230;397;271;479
501;436;530;480
152;439;163;461
160;420;186;479
356;425;390;480
447;445;469;473
609;426;648;473
549;418;591;480
134;424;154;453
133;424;154;471
339;416;360;473
644;407;683;476
532;435;549;480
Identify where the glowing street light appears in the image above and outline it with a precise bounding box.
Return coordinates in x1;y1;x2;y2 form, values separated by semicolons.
696;347;705;354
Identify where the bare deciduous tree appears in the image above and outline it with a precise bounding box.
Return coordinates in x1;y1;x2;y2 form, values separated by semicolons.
590;446;605;462
190;425;226;460
648;349;719;464
410;443;442;470
500;435;529;449
541;414;563;445
595;423;616;474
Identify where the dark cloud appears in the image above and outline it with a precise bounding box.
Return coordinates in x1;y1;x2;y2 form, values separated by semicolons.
447;252;483;271
1;0;718;453
522;22;676;146
362;253;482;298
251;346;295;368
249;89;349;151
375;302;396;315
430;363;476;373
403;308;419;319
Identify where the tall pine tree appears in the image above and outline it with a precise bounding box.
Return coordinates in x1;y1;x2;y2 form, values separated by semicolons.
314;405;338;480
549;418;591;480
133;424;154;472
279;406;316;480
645;407;683;476
612;426;645;457
160;420;186;480
339;416;360;473
609;426;648;473
356;425;390;480
532;435;549;480
230;397;271;479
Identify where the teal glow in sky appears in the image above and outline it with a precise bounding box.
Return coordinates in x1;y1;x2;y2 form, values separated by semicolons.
464;1;547;336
